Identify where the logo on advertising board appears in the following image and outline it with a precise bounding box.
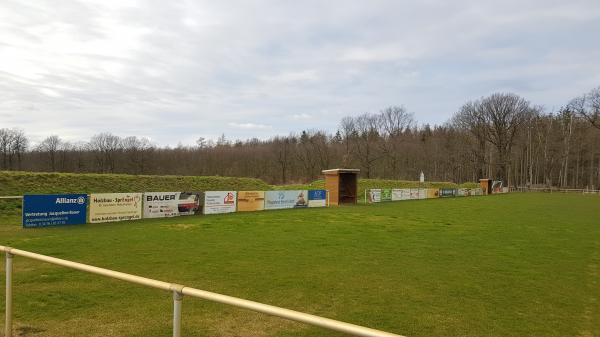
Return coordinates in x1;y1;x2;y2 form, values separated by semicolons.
295;191;307;207
224;192;235;204
23;194;87;228
381;189;392;202
308;190;326;208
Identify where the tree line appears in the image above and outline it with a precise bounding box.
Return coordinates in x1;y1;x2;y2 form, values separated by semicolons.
1;87;599;188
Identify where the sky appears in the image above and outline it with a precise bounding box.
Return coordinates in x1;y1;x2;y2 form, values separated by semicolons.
1;0;600;146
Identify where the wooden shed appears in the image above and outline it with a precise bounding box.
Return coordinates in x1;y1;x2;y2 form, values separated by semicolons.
322;169;360;205
479;179;492;195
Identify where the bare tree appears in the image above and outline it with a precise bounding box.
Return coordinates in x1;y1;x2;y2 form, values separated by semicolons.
36;135;62;171
452;101;489;179
0;129;28;170
122;136;154;174
351;113;383;178
11;129;28;170
89;133;122;173
272;136;292;184
339;117;355;167
453;93;535;184
0;129;14;169
378;106;413;178
570;87;600;129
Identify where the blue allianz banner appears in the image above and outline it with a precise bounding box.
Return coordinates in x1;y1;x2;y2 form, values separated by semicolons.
308;189;327;207
22;194;87;228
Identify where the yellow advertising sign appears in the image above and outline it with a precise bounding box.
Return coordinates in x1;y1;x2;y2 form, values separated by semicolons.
237;191;265;212
89;193;143;223
426;188;439;199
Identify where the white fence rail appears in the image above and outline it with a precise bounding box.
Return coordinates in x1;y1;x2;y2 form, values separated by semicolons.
1;245;404;337
514;187;600;194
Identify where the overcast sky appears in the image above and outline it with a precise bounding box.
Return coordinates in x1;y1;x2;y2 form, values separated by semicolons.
1;0;600;146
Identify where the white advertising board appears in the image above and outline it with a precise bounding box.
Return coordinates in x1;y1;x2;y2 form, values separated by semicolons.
264;190;308;210
457;188;470;197
143;192;180;218
204;191;237;215
368;189;381;203
391;189;403;201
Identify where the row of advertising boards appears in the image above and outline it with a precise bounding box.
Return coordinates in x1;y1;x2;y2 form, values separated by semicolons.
22;190;327;228
367;188;484;203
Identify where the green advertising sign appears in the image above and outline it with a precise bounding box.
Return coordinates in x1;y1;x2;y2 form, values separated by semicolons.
381;188;392;201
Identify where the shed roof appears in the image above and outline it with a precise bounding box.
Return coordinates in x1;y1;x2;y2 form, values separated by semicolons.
321;168;360;174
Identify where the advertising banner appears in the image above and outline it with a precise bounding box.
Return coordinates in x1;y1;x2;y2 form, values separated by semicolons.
204;191;237;215
177;192;204;215
143;192;180;218
308;190;327;208
471;188;483;196
264;190;308;210
381;188;392;202
391;189;403;201
440;188;457;197
457;188;471;197
22;194;87;228
418;189;427;199
426;188;439;199
368;189;381;203
409;188;419;200
89;193;142;223
237;191;265;212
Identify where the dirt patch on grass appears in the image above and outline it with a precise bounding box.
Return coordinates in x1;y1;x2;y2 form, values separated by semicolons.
200;310;304;337
15;325;46;336
161;223;199;230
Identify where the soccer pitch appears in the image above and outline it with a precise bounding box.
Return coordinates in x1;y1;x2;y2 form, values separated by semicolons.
1;193;598;337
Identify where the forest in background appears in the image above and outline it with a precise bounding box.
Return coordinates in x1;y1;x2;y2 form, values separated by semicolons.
1;87;599;188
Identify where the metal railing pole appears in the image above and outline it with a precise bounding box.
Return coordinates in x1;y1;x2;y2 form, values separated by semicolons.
5;251;13;337
173;291;183;337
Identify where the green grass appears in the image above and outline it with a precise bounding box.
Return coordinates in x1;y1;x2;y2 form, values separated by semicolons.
0;193;598;337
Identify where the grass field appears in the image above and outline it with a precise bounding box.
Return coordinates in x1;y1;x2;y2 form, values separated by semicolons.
0;193;598;337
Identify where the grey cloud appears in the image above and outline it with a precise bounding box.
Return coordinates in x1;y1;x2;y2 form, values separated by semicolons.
1;0;599;145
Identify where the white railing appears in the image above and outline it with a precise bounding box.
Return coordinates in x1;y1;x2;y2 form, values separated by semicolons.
1;245;404;337
514;187;600;194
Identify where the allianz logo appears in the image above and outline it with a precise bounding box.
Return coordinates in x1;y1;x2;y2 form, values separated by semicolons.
55;196;86;205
